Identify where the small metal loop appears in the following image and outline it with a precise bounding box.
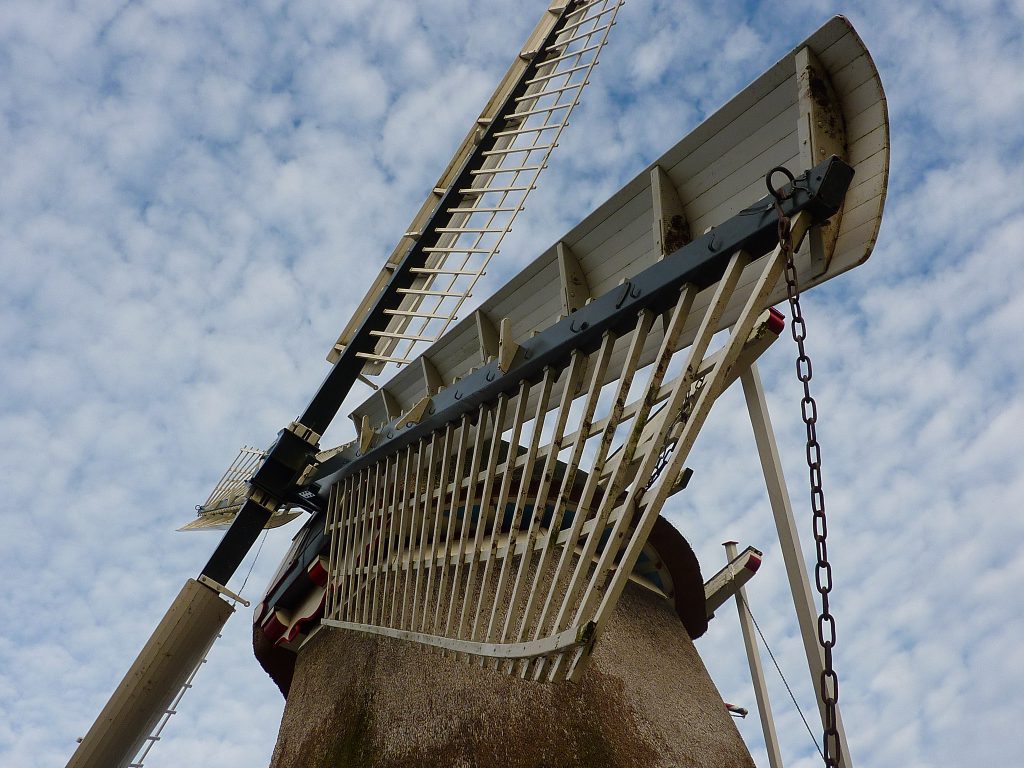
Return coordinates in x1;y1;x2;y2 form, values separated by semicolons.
766;165;796;201
816;560;833;593
813;508;828;538
801;396;818;424
818;613;837;648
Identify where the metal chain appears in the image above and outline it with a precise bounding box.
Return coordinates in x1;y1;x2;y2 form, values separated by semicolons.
768;167;842;768
645;374;706;490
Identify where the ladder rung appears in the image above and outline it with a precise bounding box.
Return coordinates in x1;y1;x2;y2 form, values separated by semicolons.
410;267;484;276
491;124;559;139
525;61;590;86
546;19;612;52
481;146;543;158
562;0;605;24
396;288;465;298
433;226;507;234
369;330;436;342
384;309;453;319
457;184;533;194
446;205;518;214
505;102;573;121
516;80;585;102
469;164;543;176
355;351;414;365
422;246;494;254
534;41;601;70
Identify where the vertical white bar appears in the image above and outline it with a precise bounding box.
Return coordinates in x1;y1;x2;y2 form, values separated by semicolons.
723;540;785;768
741;362;853;765
421;424;455;632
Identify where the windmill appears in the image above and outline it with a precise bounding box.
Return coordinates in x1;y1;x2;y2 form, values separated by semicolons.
68;4;889;768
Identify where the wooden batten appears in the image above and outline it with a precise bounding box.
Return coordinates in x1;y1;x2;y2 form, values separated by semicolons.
475;310;500;364
650;165;690;259
796;45;848;271
359;415;374;454
497;317;518;373
420;356;444;397
555;241;591;315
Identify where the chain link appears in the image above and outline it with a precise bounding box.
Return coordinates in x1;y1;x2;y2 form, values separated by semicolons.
645;373;706;491
770;169;842;768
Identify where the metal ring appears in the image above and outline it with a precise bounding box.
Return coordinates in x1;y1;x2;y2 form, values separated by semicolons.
766;166;795;201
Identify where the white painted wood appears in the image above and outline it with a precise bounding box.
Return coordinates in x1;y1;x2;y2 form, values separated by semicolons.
345;16;887;432
565;214;811;682
474;310;499;364
556;241;591;313
723;541;785;768
322;618;590;661
740;362;854;764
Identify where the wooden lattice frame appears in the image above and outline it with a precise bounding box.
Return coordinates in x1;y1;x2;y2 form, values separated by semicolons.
323;215;810;680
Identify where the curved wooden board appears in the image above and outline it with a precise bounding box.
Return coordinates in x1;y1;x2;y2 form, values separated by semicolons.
348;16;888;432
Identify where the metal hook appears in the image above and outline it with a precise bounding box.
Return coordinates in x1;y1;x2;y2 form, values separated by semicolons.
766;166;796;202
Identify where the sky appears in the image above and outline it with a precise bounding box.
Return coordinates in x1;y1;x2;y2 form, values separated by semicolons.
2;1;1023;766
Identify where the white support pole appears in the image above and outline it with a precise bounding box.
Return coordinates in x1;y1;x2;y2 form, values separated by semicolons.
740;361;853;766
723;540;784;768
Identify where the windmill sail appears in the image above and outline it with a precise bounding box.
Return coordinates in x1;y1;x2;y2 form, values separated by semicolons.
256;15;888;687
68;5;629;767
179;446;300;531
329;0;625;374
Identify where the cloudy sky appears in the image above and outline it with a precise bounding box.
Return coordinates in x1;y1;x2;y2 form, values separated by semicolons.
2;0;1022;766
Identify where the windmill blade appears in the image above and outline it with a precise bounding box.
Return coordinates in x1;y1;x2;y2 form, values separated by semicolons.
316;158;849;680
196;0;627;590
68;7;629;767
329;0;624;375
257;13;889;687
178;445;302;531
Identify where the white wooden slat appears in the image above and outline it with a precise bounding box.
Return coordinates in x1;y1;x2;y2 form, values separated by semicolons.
469;382;531;643
443;404;490;640
693;150;800;237
668;79;797;197
529;311;655;680
840;76;887;124
546;260;747;683
686;138;800;232
420;424;455;633
520;332;615;664
430;415;472;634
677;98;802;207
387;446;413;627
455;396;509;652
812;29;857;70
565;217;812;682
845;99;888;146
409;432;439;631
482;368;556;655
829;51;875;96
568;184;652;263
400;440;427;628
